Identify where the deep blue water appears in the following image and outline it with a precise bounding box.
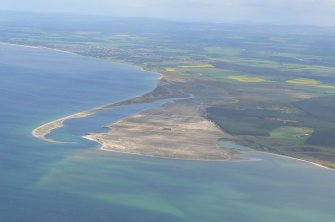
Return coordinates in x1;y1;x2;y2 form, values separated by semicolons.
1;43;335;222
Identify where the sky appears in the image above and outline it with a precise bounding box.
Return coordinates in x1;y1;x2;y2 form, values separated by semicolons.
1;0;335;26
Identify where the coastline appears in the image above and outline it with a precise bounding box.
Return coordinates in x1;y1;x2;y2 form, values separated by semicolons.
81;102;247;161
9;40;164;143
0;41;163;79
260;152;335;171
32;108;99;142
0;41;77;55
83;133;335;171
82;134;257;162
31;90;167;142
7;41;331;171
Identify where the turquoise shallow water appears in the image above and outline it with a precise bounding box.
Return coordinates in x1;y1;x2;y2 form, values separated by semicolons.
1;43;335;222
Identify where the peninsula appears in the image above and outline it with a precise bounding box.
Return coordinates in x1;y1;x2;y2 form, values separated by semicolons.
17;17;335;168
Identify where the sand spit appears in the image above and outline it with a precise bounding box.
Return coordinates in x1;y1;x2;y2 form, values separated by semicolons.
32;74;190;143
32;109;99;142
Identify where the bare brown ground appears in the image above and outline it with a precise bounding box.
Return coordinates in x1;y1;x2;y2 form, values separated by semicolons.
85;102;240;160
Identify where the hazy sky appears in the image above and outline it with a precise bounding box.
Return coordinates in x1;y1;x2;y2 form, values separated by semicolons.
1;0;335;25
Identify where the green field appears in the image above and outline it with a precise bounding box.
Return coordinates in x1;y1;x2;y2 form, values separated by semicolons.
270;126;314;145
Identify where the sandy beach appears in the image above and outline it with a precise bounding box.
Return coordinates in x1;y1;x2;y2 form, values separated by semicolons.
83;102;247;161
261;152;335;171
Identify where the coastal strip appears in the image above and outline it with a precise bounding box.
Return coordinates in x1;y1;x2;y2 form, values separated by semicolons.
84;132;335;170
0;41;76;55
82;134;257;162
261;152;335;171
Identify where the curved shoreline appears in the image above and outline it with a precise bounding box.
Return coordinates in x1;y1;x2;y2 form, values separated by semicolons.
261;152;335;171
82;134;257;162
11;40;164;142
84;134;335;171
31;90;164;142
0;41;161;76
32;108;100;142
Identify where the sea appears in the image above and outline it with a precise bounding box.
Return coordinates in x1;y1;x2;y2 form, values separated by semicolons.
1;43;335;222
